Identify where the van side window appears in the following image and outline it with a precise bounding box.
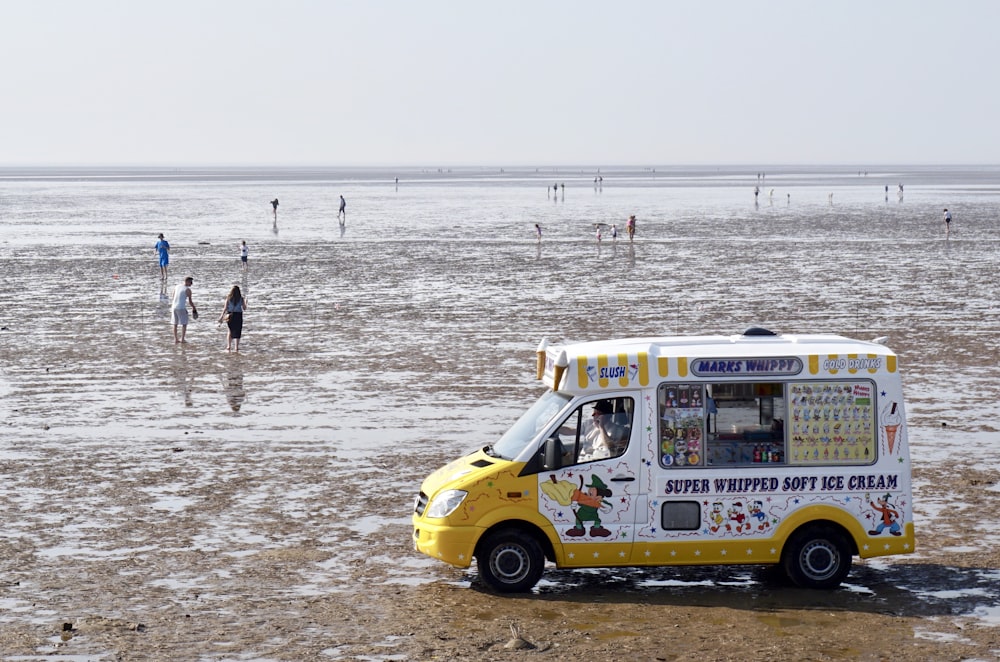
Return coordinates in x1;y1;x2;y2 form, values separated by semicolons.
706;382;786;466
658;380;879;467
658;384;705;467
558;397;634;465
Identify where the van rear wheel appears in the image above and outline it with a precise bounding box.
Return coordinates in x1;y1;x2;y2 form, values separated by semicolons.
477;529;544;593
782;525;852;589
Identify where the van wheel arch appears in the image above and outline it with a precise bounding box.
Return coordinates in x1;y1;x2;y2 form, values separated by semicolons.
781;521;855;589
474;522;553;593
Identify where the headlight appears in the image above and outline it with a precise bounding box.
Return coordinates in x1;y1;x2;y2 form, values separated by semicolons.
426;489;468;519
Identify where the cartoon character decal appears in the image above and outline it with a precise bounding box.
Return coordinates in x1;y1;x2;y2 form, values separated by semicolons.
726;502;750;533
867;492;902;536
708;502;725;532
749;500;770;531
541;473;615;538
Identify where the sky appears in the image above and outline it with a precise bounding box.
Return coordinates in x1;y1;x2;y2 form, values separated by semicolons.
2;1;998;167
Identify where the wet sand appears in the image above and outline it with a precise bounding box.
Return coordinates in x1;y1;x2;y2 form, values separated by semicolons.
1;170;999;659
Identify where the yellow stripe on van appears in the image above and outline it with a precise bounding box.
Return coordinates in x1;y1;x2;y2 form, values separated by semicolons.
618;353;629;387
867;353;879;374
638;352;649;386
887;355;897;373
577;356;589;389
808;354;819;375
847;354;858;374
598;354;610;388
827;354;839;375
658;356;669;378
678;357;688;378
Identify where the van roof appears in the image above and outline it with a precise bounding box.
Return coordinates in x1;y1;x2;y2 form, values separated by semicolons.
562;331;893;359
541;330;898;394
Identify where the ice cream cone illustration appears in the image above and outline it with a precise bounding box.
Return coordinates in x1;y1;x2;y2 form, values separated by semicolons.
552;350;568;391
883;402;901;454
541;474;577;506
536;338;548;380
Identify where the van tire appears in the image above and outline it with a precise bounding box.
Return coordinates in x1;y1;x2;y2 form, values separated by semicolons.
476;529;545;593
782;525;852;589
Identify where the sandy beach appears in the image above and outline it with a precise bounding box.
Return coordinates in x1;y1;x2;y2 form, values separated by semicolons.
1;166;999;660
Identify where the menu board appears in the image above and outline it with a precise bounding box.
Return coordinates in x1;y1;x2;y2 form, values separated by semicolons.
659;385;705;467
788;382;876;465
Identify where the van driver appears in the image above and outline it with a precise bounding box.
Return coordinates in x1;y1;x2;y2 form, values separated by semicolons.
580;400;626;461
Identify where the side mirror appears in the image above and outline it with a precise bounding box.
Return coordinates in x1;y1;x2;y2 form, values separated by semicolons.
543;435;564;471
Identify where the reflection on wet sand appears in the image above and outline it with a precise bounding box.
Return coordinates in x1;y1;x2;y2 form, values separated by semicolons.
222;358;246;412
174;348;195;407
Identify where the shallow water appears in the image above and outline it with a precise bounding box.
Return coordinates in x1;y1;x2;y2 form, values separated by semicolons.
0;165;998;655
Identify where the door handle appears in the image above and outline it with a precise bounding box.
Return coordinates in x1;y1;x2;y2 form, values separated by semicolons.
610;476;635;482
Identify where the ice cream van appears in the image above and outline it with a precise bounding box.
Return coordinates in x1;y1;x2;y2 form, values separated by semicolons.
412;328;914;592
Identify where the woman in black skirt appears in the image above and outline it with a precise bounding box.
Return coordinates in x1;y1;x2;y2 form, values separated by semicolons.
218;285;248;352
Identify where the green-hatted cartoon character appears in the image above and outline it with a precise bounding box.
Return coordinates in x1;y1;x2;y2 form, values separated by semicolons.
567;474;613;538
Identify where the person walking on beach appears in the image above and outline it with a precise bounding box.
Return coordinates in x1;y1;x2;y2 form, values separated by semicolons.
611;223;618;241
239;240;249;272
171;276;198;344
338;195;346;224
943;209;952;237
218;284;247;352
270;198;279;220
155;233;170;281
626;215;636;242
534;223;542;242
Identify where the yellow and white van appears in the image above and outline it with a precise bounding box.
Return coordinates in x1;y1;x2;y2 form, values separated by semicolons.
412;328;914;592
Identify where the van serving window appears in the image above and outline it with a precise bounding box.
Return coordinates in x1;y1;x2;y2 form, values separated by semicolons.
658;380;878;468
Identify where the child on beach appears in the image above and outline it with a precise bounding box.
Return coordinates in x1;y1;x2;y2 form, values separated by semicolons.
240;240;249;272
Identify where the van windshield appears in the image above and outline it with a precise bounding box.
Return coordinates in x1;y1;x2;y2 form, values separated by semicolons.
491;390;573;460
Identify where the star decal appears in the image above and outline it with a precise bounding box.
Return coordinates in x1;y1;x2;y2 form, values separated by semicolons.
746;548;753;556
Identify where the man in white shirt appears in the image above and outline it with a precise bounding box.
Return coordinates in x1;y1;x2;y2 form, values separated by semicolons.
171;276;198;344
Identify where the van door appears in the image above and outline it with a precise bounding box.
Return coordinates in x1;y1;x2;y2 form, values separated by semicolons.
535;394;641;561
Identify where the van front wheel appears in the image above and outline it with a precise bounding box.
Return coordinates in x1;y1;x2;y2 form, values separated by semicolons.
782;526;852;589
477;529;544;593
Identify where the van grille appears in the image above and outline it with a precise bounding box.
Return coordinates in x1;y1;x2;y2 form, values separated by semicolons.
414;491;429;516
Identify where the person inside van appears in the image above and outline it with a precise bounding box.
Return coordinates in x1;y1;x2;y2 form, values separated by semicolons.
580;400;627;462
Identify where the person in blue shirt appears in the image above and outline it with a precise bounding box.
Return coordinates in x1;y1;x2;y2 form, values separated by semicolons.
155;233;170;281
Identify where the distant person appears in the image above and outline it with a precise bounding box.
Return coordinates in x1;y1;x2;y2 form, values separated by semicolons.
171;276;198;344
338;195;346;224
240;240;249;272
534;223;542;242
611;223;618;241
270;198;279;220
218;284;247;352
595;225;602;242
626;215;636;241
155;233;170;281
943;208;952;236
